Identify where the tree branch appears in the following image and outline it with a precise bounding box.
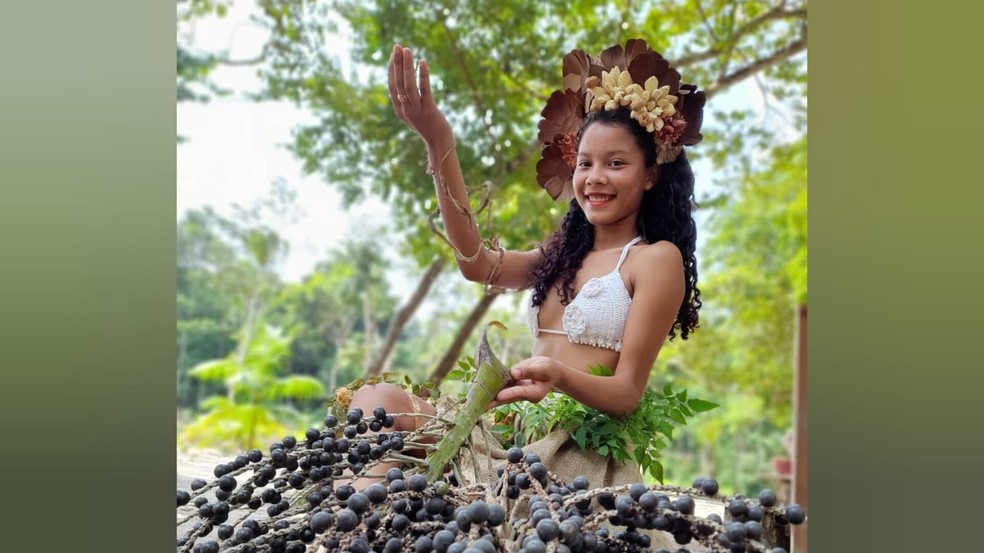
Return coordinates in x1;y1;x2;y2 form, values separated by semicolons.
705;34;807;100
499;66;549;104
713;0;742;84
692;0;722;44
675;4;807;68
428;288;502;383
364;257;447;377
218;52;267;66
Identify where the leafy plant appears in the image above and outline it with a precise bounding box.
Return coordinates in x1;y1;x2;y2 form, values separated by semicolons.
480;363;718;483
182;325;325;451
444;355;479;383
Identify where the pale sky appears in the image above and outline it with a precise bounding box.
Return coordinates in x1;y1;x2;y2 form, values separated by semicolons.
177;3;395;285
177;3;800;295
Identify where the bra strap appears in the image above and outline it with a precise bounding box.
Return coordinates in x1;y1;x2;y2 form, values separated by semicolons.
614;236;644;270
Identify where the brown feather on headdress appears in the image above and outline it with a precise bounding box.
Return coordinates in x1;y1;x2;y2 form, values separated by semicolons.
536;145;576;202
562;50;591;93
537;90;585;146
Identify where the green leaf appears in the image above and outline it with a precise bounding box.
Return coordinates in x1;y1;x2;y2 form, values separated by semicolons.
656;420;673;440
445;369;465;381
669;409;687;425
662;383;674;396
199;395;232;410
572;426;588;449
269;375;326;401
597;421;619;434
188;359;241;381
687;398;720;413
598;445;609;456
656;421;674;439
487;320;508;331
649;461;665;484
676;388;688;403
588;364;614;377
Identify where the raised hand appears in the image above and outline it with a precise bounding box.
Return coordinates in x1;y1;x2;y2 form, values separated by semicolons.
388;44;452;147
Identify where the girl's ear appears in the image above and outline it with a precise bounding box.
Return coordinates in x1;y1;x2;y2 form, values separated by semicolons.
644;165;660;190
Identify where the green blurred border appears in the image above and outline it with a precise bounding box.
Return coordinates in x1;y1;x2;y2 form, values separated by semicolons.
0;1;175;550
812;1;984;552
2;1;982;551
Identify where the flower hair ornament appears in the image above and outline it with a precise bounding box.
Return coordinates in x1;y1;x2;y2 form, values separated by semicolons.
535;39;706;201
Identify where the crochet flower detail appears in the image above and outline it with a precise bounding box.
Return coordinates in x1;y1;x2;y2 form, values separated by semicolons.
562;304;587;337
580;278;604;298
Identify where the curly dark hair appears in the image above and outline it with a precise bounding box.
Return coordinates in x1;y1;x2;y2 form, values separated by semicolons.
529;107;701;340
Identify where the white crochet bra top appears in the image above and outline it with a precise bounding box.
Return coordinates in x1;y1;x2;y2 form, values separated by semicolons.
527;236;643;352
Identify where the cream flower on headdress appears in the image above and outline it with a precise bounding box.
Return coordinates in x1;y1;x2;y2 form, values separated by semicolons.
588;67;635;112
626;76;678;132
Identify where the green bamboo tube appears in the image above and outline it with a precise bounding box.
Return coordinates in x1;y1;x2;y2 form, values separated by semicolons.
424;322;511;482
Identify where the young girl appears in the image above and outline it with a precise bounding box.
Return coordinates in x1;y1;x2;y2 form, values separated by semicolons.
350;39;704;488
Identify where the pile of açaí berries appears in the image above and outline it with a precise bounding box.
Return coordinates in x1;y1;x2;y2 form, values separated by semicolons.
177;407;805;552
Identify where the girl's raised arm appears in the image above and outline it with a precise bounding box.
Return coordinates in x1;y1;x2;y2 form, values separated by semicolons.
388;45;540;290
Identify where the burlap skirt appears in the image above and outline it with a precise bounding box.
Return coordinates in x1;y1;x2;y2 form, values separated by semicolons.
456;420;642;489
416;393;698;551
454;421;690;551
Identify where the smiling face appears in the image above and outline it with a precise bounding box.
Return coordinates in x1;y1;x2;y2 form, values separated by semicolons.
573;122;657;236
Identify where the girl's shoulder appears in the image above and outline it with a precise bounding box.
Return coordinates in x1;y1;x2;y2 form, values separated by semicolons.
626;240;685;292
633;239;683;265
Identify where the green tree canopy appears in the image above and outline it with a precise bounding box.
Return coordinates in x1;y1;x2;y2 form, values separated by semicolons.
663;136;806;427
252;0;807;263
269;238;402;388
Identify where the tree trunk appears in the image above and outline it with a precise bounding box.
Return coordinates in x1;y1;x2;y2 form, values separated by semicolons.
364;257;447;378
428;288;502;384
361;292;382;374
328;357;340;394
323;316;354;396
327;334;348;393
232;294;261;402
